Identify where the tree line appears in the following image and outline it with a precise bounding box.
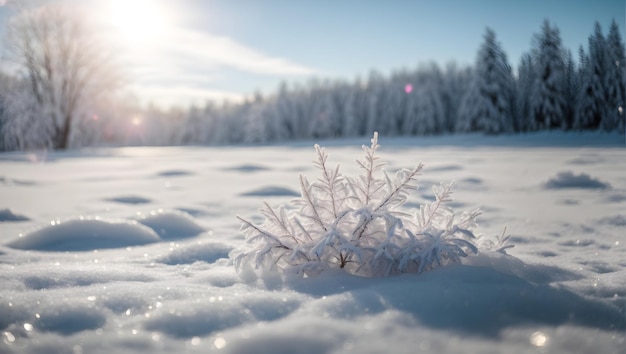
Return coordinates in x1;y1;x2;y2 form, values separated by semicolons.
0;4;624;150
181;19;624;146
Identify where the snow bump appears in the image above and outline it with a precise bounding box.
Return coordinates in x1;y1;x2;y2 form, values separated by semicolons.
0;209;30;222
156;242;233;265
223;164;269;173
6;218;161;251
544;171;611;190
136;210;205;240
156;169;193;177
239;186;300;197
105;195;153;204
36;306;106;335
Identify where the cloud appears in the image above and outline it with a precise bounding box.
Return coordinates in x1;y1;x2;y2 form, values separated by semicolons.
112;26;318;79
165;28;317;76
106;24;318;107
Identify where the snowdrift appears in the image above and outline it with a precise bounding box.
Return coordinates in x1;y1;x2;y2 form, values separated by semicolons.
6;210;205;251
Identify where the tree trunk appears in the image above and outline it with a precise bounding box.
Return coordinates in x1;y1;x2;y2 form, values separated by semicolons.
57;114;71;149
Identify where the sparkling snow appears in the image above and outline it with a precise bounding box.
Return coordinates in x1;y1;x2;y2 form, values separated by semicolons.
0;132;624;353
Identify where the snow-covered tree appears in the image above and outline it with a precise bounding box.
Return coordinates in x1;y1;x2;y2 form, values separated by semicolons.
561;49;578;130
575;46;597;130
365;70;395;136
308;85;341;139
272;82;297;140
343;79;369;137
530;20;567;130
457;28;515;134
441;63;473;132
1;78;54;150
604;20;626;131
414;84;445;135
387;72;410;136
4;3;120;149
515;53;535;132
243;93;269;144
588;22;609;129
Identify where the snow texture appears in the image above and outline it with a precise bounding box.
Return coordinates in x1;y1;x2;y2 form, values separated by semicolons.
0;132;624;354
6;218;161;251
544;171;611;189
106;196;153;204
0;209;30;222
239;186;300;197
135;210;206;240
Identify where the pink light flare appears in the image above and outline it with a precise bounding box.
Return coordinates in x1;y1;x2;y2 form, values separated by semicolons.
404;83;413;94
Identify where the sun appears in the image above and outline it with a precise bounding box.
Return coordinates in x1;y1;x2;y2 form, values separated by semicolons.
108;0;167;42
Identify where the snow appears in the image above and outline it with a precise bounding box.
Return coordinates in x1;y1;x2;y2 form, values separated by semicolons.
239;186;300;197
0;132;625;353
134;210;206;240
544;171;612;189
0;209;30;222
106;195;153;204
6;218;160;251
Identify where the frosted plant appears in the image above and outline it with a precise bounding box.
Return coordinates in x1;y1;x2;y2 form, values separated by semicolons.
234;132;504;278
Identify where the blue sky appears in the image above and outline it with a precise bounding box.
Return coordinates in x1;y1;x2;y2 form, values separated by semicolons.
1;0;624;108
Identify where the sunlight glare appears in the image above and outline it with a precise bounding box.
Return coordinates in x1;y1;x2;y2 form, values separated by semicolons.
530;331;548;347
108;0;168;42
214;337;227;349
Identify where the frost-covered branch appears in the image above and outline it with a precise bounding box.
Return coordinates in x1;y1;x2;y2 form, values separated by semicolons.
233;132;506;279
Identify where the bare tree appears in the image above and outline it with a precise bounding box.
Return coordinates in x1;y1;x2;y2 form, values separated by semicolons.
4;2;120;149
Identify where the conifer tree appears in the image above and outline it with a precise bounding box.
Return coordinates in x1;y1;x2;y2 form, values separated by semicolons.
515;53;535;132
604;20;626;131
530;20;567;130
575;46;598;130
562;49;578;130
585;22;609;129
457;28;514;134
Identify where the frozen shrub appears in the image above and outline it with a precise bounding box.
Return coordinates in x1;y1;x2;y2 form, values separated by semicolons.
234;133;504;278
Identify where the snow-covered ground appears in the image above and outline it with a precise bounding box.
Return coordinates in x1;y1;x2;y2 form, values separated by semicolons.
0;132;624;354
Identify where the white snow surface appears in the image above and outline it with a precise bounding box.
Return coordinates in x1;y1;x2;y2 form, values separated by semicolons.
0;132;625;353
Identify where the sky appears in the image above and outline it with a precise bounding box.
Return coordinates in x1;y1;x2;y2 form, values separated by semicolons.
0;0;625;109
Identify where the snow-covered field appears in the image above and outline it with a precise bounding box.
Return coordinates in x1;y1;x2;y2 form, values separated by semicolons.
0;132;625;354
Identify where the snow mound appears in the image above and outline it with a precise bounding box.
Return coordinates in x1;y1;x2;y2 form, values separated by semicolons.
605;192;626;203
143;292;304;338
239;186;300;197
0;302;30;331
156;169;193;177
544;171;611;189
224;164;269;172
427;164;463;172
174;207;207;217
157;242;233;265
6;218;161;251
135;210;205;240
567;155;605;165
0;209;30;222
0;176;36;186
21;268;154;290
106;195;152;204
36;306;106;335
283;261;623;336
596;215;626;227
